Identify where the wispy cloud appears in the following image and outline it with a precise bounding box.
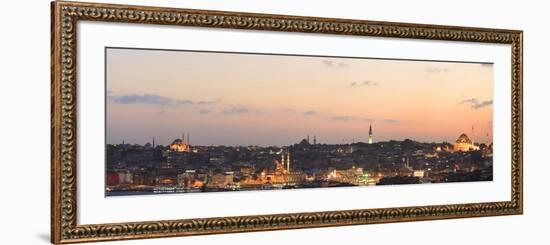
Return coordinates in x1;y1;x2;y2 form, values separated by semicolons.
222;107;250;115
196;100;220;105
337;62;349;68
199;109;212;114
108;93;219;107
383;119;401;124
350;80;380;87
426;67;449;74
459;98;493;109
331;115;354;121
330;115;373;122
303;111;317;116
322;60;349;68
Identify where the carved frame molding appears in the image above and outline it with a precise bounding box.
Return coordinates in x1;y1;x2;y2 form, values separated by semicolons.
51;1;523;243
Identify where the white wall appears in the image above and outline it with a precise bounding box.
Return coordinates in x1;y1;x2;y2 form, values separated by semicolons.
1;0;547;244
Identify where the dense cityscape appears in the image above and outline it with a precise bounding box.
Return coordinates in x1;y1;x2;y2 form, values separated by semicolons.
106;125;493;196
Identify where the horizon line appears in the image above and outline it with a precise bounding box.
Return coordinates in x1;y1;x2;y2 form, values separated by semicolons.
108;139;493;147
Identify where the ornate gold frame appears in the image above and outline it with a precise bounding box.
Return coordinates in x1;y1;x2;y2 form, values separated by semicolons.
51;1;523;244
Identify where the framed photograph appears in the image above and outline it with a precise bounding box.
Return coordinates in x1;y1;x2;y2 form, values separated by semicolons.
51;1;523;243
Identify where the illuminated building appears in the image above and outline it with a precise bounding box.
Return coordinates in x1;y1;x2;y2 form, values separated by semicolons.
264;150;292;183
106;172;119;185
453;133;480;152
208;172;234;188
170;132;191;152
240;167;255;176
368;124;373;144
326;166;367;185
435;144;451;152
413;170;425;178
117;170;133;184
177;170;196;186
240;150;306;186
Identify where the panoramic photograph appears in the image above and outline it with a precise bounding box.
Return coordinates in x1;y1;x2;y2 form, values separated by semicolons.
105;47;494;196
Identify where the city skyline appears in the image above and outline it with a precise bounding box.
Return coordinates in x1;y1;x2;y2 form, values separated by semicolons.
106;48;493;146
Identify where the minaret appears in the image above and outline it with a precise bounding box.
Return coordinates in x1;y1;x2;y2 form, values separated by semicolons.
471;126;474;146
152;137;155;148
368;124;373;144
187;132;190;144
307;135;310;144
313;135;317;145
281;151;285;165
182;133;185;142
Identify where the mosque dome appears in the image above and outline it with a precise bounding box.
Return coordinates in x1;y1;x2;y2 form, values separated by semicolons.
455;134;472;144
170;134;191;152
453;133;478;152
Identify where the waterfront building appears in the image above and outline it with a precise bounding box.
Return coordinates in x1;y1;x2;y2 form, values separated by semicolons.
117;170;133;184
208;172;234;188
326;166;367;185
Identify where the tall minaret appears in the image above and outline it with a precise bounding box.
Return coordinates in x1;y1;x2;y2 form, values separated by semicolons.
307;135;310;144
313;135;317;145
471;126;474;145
281;151;285;165
182;133;185;142
187;132;190;144
152;137;155;148
368;124;373;144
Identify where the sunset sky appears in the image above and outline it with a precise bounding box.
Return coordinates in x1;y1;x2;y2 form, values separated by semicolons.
106;48;493;146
